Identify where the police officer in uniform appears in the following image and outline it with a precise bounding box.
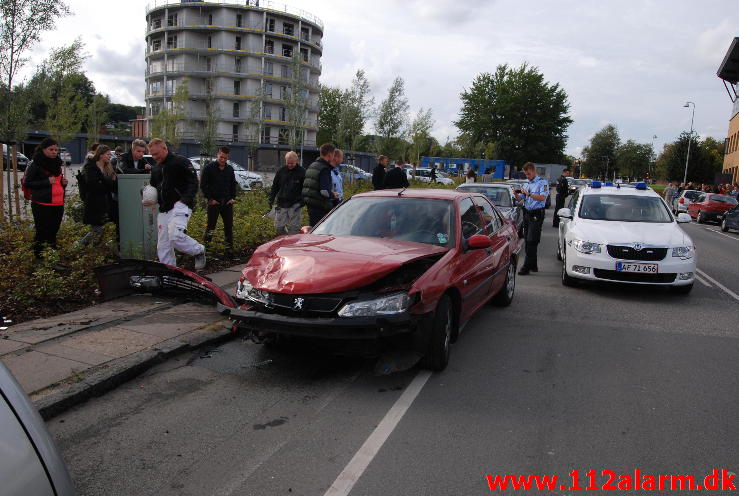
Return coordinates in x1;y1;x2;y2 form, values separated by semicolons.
516;162;549;275
552;167;571;227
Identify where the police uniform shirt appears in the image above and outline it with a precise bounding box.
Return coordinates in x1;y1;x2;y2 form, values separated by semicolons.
520;176;549;210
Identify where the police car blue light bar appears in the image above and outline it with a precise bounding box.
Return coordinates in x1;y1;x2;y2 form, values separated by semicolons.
604;181;614;186
635;182;648;190
591;181;601;188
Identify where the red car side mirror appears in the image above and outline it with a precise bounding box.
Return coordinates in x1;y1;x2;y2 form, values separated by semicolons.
299;226;311;234
467;234;493;250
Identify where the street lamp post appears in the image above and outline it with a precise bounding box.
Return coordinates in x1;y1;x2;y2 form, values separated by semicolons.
683;102;695;185
649;134;657;180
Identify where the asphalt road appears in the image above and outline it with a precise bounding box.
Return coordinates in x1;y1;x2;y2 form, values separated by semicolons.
48;207;739;496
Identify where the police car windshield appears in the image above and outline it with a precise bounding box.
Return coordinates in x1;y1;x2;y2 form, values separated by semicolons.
579;195;673;223
312;197;455;248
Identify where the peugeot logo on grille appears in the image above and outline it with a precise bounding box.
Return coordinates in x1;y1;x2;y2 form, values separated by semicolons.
294;297;304;310
633;243;643;251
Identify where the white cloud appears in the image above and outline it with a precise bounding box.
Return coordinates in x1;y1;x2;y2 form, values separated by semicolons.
17;0;739;157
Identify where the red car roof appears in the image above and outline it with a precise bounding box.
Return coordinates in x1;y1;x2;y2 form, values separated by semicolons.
353;188;471;201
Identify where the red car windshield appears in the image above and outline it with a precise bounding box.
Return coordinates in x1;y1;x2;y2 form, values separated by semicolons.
312;197;456;248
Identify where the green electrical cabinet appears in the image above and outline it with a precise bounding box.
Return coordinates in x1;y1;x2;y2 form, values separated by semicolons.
118;174;158;260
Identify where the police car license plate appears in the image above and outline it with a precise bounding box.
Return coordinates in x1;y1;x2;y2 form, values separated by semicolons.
616;263;658;273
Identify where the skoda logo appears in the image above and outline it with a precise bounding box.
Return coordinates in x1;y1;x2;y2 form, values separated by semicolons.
294;297;304;310
633;243;643;251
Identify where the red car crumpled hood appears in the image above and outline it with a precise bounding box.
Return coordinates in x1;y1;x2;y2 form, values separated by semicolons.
243;234;448;294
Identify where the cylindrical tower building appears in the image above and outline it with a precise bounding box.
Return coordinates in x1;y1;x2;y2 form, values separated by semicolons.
144;0;322;156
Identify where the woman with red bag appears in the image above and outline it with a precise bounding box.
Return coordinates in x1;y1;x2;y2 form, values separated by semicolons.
24;138;67;259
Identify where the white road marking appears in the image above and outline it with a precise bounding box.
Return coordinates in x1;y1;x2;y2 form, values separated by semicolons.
324;370;432;496
703;227;739;242
696;269;739;303
694;275;713;288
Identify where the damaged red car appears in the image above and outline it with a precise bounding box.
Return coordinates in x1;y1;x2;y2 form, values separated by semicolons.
225;189;520;371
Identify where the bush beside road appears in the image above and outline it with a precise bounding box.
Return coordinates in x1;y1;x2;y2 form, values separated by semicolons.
1;178;457;324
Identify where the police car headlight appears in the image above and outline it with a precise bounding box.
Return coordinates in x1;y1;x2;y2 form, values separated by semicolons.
338;292;413;318
672;246;694;259
572;239;602;254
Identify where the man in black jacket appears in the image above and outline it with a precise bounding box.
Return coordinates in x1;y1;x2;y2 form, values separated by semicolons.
383;159;410;189
552;167;571;227
146;138;206;269
372;155;388;190
269;150;305;235
302;143;337;226
113;139;155;174
201;146;237;251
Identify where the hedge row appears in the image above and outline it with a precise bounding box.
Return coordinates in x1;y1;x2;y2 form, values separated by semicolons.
0;178;457;323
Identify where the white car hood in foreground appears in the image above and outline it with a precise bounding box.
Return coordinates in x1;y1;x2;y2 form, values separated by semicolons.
571;220;692;247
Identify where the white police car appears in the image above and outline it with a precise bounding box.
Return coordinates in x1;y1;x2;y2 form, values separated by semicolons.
556;181;695;294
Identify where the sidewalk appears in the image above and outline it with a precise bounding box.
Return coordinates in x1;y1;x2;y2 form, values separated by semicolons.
0;264;245;419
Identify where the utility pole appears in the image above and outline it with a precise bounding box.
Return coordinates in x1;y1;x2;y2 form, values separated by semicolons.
683;102;695;186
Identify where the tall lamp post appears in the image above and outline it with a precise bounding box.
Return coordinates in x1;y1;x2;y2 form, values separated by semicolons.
683;101;695;185
649;134;657;181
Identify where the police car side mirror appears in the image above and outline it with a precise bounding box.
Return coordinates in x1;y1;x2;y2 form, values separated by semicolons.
557;208;573;219
676;213;691;223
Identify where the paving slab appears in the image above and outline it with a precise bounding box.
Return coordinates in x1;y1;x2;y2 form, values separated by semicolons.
63;326;165;358
0;338;27;355
204;265;244;287
34;342;116;366
2;350;89;393
117;311;221;340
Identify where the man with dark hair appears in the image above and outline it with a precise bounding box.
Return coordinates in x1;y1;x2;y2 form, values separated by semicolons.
552;167;571;227
146;138;206;269
302;143;337;226
383;159;410;189
372;155;389;190
114;139;155;174
201;146;237;253
516;162;549;275
269;150;305;235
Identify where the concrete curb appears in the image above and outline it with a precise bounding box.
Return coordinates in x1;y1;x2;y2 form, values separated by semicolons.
34;324;238;420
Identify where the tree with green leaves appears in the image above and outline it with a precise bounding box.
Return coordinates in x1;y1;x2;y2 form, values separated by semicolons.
455;63;572;167
317;84;341;145
199;74;218;156
41;39;89;144
408;108;434;163
285;54;309;151
581;124;620;179
0;0;71;142
87;94;109;146
655;133;724;183
615;139;653;179
336;69;374;151
374;76;409;158
150;78;189;148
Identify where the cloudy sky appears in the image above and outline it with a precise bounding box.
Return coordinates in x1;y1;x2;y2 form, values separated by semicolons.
21;0;739;157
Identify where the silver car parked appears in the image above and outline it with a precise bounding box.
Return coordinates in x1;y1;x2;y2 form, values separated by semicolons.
0;361;75;495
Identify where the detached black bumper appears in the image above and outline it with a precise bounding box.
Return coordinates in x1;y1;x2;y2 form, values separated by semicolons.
221;304;425;340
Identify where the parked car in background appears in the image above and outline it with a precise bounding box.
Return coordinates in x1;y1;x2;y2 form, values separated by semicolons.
457;183;524;235
720;204;739;233
188;157;264;190
687;193;738;224
672;189;702;214
338;163;371;182
0;362;75;495
568;178;589;195
407;168;454;185
58;147;72;166
2;147;29;171
225;189;521;371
